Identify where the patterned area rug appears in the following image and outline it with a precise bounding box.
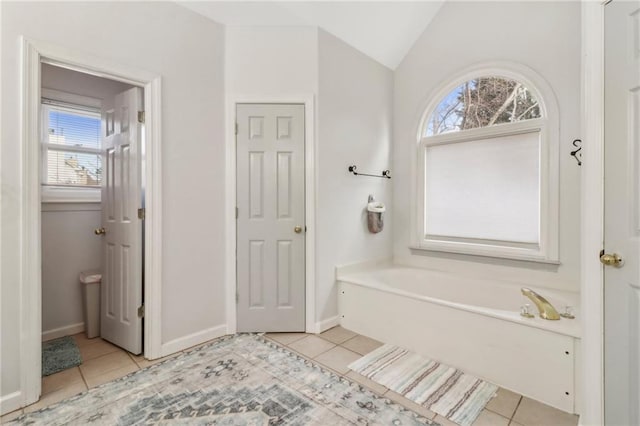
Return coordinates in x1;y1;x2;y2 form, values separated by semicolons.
42;336;82;376
13;334;440;425
348;345;497;426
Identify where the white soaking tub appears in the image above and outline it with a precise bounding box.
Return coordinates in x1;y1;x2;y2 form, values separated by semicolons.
337;266;581;414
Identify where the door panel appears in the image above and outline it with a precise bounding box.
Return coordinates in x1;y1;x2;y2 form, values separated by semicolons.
604;1;640;425
100;87;143;354
236;104;305;332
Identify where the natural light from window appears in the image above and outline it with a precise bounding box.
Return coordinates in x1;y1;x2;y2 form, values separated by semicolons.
43;104;102;187
416;71;557;262
425;76;541;136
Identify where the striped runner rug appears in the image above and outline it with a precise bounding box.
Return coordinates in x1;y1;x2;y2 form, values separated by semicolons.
348;344;498;426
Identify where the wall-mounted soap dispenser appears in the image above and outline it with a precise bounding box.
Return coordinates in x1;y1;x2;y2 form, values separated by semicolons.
367;195;386;234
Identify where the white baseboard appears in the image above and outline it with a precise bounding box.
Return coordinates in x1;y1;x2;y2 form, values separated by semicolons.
159;325;228;358
42;322;85;341
0;391;22;416
315;315;340;333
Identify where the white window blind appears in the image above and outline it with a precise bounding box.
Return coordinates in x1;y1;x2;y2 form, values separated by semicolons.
42;101;102;187
424;130;540;244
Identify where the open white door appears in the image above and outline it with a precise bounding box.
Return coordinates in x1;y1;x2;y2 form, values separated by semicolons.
604;1;640;424
99;87;143;354
236;104;306;332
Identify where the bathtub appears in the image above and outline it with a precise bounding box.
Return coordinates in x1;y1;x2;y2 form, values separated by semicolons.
337;265;581;414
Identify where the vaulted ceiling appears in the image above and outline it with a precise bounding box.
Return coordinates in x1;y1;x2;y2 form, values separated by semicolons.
178;1;445;69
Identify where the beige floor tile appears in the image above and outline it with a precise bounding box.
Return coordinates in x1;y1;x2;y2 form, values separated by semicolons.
509;421;524;426
71;332;93;347
80;350;137;380
434;414;459;426
265;332;309;346
288;335;336;359
77;338;120;361
313;346;361;375
128;352;180;369
42;367;84;395
84;363;139;388
345;371;388;395
486;388;522;419
1;409;23;423
384;390;436;419
319;326;357;344
512;397;579;426
473;409;510;426
23;382;87;413
341;335;383;355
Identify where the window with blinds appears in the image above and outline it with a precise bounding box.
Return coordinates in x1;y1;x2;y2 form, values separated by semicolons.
42;100;102;188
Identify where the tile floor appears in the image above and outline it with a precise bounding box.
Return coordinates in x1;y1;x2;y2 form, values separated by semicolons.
265;328;579;426
1;328;580;426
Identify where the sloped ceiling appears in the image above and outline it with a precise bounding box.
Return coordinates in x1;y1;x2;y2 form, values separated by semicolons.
177;1;445;69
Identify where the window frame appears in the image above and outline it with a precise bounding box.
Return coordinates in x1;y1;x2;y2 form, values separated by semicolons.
40;89;102;203
411;63;560;263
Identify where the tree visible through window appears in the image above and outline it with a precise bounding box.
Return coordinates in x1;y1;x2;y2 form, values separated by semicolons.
416;70;558;262
426;76;541;136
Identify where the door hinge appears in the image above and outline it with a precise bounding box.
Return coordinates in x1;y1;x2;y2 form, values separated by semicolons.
137;305;145;318
137;111;145;124
138;208;146;220
235;207;238;219
235;122;238;135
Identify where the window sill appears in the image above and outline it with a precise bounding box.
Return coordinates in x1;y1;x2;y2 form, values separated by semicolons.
409;242;560;265
41;186;101;203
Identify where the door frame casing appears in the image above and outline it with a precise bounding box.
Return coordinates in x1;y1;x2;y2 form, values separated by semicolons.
580;2;605;425
226;95;316;334
18;37;163;408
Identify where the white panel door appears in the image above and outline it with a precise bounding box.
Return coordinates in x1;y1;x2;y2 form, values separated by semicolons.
604;1;640;425
236;104;305;332
100;87;143;354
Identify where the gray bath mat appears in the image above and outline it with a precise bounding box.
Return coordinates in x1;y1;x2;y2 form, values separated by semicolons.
42;336;82;376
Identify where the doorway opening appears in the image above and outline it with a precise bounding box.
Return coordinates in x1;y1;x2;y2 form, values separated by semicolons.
39;62;145;399
19;38;163;410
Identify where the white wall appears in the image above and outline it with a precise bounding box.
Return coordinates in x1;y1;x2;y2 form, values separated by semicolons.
393;1;582;292
1;1;225;410
317;30;394;322
226;27;394;327
40;65;133;340
41;204;102;339
226;26;319;95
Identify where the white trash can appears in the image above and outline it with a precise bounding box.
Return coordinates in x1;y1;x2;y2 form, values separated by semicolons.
80;271;101;339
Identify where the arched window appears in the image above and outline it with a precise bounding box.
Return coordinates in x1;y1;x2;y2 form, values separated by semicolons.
414;67;559;262
425;77;542;136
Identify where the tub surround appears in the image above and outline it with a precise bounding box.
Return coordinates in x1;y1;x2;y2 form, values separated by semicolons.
336;262;581;415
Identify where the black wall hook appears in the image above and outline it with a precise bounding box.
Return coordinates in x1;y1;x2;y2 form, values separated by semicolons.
348;165;391;179
571;139;582;166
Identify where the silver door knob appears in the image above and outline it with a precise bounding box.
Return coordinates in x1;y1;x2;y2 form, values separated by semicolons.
94;227;106;235
600;252;623;267
294;226;302;234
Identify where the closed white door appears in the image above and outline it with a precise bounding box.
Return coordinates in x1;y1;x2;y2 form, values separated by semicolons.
99;87;143;354
236;104;306;332
604;1;640;424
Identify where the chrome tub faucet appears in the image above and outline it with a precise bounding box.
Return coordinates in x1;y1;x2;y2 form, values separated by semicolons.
521;288;561;320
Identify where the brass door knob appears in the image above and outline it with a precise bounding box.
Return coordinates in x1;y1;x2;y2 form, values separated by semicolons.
600;252;623;267
294;226;302;234
94;227;106;235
